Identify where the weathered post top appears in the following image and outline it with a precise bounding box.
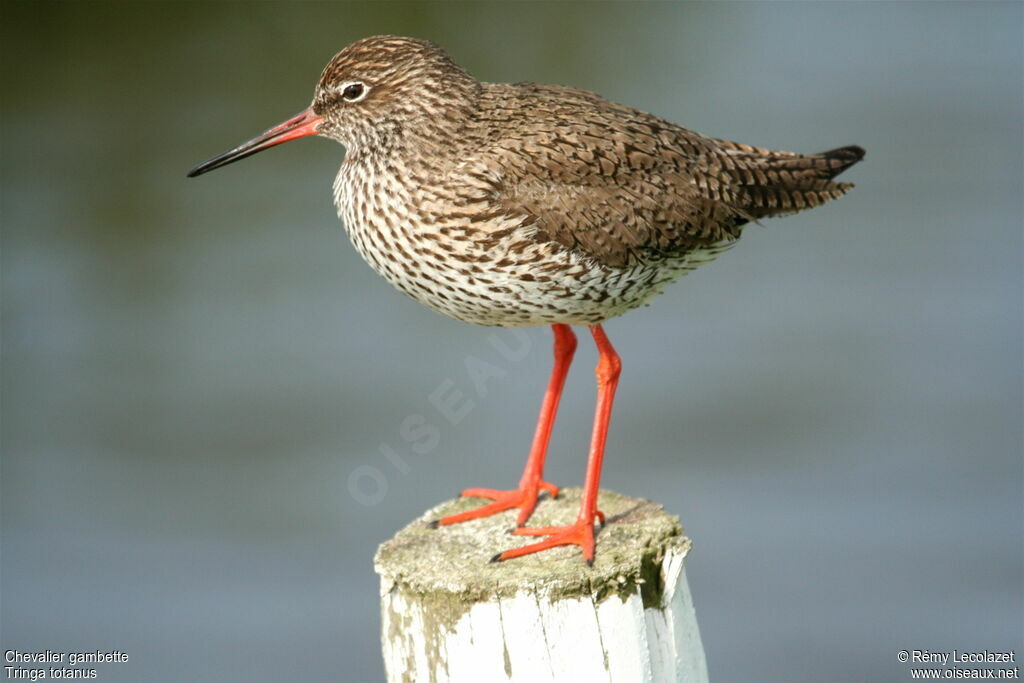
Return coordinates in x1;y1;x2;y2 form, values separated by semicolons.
374;488;708;683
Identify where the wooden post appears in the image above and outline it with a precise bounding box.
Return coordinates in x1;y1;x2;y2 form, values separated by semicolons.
374;488;708;683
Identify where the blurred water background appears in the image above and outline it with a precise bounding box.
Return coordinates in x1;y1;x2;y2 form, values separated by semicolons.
2;2;1021;682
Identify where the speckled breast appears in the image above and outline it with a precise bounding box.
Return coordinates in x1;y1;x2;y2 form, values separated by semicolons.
332;160;733;328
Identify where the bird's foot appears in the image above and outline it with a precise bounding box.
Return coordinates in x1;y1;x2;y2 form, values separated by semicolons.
432;481;559;528
492;511;605;565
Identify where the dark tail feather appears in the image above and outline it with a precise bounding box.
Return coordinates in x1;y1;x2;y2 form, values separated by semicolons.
826;144;866;166
731;144;865;218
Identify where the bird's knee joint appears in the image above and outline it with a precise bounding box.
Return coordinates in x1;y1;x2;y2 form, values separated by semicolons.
596;354;621;383
552;326;578;359
555;335;578;358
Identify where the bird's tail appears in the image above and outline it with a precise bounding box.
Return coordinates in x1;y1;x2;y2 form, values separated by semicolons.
716;143;865;219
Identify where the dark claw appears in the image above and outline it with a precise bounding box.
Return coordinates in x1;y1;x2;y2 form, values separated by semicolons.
426;520;439;529
489;552;504;563
586;557;595;567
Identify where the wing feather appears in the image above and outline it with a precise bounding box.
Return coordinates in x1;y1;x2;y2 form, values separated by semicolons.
466;83;862;268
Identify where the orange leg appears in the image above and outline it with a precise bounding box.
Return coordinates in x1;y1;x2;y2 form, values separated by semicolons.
434;324;577;528
494;324;621;565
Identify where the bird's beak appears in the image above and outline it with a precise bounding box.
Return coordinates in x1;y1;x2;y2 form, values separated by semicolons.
187;107;323;178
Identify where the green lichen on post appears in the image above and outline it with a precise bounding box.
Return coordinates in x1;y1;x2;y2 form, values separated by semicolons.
375;488;690;640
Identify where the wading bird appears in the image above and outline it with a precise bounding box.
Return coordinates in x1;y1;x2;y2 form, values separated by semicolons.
189;36;863;564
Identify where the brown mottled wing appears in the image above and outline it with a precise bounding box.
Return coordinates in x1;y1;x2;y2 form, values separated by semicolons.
495;170;742;268
473;83;863;268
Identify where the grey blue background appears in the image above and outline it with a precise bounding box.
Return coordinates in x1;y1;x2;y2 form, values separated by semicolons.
2;2;1021;681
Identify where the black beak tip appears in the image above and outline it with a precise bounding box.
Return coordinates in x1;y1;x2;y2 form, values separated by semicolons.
186;159;210;178
186;160;216;178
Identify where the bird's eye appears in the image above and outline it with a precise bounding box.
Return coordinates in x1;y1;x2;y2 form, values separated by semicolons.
340;82;368;102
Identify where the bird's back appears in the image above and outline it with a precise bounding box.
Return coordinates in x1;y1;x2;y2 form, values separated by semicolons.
454;82;863;268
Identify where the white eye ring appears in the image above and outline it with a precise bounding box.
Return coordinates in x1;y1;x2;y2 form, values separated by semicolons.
339;81;369;103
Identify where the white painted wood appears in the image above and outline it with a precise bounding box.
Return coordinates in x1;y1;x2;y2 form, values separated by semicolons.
375;489;708;683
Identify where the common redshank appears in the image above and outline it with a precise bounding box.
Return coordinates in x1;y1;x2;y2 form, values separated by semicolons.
188;35;863;564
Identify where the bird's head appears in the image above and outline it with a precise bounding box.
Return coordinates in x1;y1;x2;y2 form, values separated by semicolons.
313;36;478;150
187;36;477;178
